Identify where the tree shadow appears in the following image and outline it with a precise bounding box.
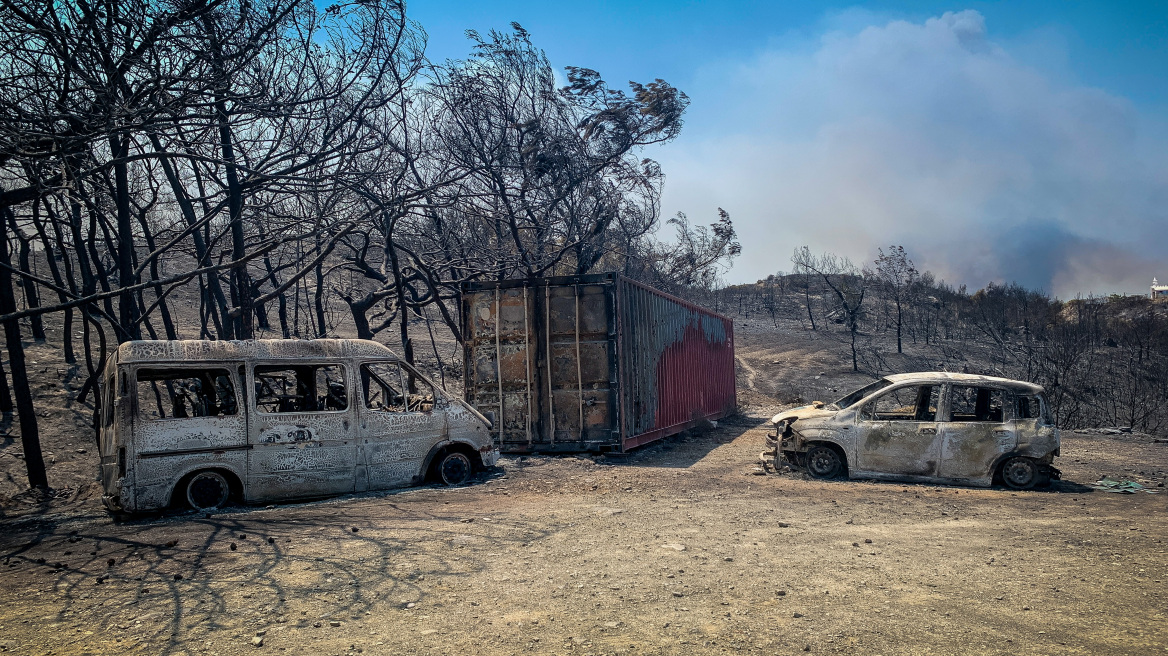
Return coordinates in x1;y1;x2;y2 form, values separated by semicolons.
0;487;553;655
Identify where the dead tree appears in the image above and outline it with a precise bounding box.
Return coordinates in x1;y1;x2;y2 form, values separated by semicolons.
792;247;868;372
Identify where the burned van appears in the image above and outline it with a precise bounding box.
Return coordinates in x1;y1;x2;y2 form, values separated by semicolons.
765;372;1060;489
98;339;498;513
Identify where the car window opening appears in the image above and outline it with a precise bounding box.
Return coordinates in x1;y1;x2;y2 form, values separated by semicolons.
950;386;1003;422
833;378;893;410
863;385;938;421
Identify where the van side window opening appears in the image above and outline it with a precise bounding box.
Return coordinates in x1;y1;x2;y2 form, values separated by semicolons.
950;386;1004;422
862;385;938;421
254;364;347;413
362;362;436;413
137;368;237;420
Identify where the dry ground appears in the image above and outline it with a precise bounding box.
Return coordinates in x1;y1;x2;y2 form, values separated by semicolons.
1;317;1167;655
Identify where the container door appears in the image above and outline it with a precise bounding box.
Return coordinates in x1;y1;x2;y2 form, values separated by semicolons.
855;384;941;476
248;362;356;502
463;286;538;450
546;283;617;449
355;361;447;490
937;385;1014;483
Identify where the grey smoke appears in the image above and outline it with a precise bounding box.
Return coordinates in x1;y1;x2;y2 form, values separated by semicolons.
656;10;1167;297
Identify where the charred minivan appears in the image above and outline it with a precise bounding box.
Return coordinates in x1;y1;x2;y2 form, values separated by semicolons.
98;339;498;513
766;373;1059;489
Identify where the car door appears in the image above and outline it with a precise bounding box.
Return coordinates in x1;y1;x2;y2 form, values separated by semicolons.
247;362;357;502
855;384;942;477
937;385;1015;484
355;361;448;491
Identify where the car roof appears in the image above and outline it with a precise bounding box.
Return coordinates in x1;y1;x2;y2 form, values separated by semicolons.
115;339;399;364
882;372;1044;394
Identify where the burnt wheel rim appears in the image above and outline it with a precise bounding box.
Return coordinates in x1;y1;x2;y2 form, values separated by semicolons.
187;472;229;510
1002;458;1037;489
806;447;841;478
440;453;472;485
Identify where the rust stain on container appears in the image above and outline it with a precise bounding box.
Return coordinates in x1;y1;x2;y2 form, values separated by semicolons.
461;274;736;453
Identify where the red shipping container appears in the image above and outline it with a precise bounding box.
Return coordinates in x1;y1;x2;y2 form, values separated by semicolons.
461;274;736;453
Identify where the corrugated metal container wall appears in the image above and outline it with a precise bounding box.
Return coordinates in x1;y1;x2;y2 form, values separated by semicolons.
616;277;737;450
461;274;736;453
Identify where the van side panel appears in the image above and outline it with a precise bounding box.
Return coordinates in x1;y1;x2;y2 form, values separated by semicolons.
129;363;249;511
245;361;357;503
357;392;448;490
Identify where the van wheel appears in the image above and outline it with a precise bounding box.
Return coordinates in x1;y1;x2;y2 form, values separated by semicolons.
186;471;231;510
805;445;844;479
437;452;473;486
1001;457;1039;490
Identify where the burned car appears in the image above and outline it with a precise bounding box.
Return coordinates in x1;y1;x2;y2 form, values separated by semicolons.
766;373;1059;489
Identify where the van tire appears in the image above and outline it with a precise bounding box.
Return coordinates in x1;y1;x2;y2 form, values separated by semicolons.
437;451;473;486
185;471;231;510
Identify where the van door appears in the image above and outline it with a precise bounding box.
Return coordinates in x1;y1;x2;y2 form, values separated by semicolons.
247;362;357;502
855;384;941;477
356;361;447;490
938;385;1014;483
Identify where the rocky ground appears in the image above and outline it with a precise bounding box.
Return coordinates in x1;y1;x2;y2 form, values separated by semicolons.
0;317;1166;655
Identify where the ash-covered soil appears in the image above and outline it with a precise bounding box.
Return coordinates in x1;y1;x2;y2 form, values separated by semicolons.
0;315;1166;655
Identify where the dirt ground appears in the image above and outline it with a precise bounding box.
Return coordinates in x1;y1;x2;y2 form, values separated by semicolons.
1;319;1167;655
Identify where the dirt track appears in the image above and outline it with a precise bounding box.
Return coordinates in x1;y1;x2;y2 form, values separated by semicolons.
1;418;1166;656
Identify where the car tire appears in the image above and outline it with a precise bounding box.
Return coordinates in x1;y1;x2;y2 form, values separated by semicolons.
185;471;231;511
437;451;473;486
1000;457;1039;490
805;445;844;479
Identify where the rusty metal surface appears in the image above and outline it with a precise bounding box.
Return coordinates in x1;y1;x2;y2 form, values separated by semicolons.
99;339;497;513
768;373;1059;487
461;274;736;453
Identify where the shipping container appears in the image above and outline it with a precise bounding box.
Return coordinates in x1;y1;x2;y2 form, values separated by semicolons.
461;273;736;453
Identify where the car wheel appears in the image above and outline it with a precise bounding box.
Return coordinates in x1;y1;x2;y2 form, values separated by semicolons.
805;445;844;479
438;452;473;485
186;471;230;510
1000;457;1039;490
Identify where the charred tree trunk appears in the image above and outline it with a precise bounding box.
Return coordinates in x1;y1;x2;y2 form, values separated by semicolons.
0;207;45;489
0;354;13;416
134;212;178;340
11;211;45;340
32;198;76;362
313;239;326;337
110;132;140;342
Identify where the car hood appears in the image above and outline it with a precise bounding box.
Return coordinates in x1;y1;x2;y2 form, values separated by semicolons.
771;405;837;425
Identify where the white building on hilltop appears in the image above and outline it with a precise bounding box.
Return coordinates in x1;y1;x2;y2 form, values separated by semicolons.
1153;278;1168;300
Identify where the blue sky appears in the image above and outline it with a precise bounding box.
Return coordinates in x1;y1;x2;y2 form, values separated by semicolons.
410;2;1168;297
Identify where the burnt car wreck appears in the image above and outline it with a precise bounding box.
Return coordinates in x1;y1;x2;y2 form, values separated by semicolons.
765;373;1060;489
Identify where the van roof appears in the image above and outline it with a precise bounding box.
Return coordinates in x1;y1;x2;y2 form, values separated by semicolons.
114;339;399;364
